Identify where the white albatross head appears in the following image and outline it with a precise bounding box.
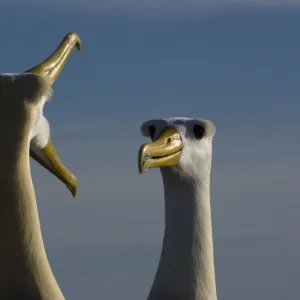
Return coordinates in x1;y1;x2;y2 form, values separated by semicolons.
138;119;218;299
139;117;216;180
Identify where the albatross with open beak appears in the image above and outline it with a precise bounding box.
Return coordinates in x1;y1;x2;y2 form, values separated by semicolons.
0;32;81;299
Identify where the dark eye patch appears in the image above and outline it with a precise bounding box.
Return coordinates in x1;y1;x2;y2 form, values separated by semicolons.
148;125;156;140
193;124;205;139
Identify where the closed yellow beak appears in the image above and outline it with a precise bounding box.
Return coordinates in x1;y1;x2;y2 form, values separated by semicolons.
138;127;183;173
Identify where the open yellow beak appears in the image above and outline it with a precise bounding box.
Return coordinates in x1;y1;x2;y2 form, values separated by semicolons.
25;32;82;85
138;127;183;173
26;32;81;197
30;139;78;197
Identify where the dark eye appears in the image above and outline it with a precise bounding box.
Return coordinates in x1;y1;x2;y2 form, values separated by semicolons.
193;124;205;139
148;125;156;140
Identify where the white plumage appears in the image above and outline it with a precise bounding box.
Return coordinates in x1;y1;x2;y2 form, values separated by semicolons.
0;32;81;299
139;117;217;300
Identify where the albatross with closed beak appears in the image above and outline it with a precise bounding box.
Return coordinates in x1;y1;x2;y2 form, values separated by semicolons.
138;117;218;300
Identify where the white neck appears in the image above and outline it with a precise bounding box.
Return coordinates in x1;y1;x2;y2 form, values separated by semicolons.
0;131;64;299
148;168;217;300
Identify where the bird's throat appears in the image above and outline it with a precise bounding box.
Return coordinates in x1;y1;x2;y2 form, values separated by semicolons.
0;138;64;299
148;169;217;300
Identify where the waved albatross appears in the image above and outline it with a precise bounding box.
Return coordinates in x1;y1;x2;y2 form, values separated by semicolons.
0;32;81;300
138;117;217;300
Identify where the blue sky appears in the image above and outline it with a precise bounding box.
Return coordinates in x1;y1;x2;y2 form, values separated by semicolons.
1;2;300;299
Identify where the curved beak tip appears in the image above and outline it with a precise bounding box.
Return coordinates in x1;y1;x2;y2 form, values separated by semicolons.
71;187;77;198
138;159;149;174
138;163;145;174
76;42;82;56
138;144;147;174
68;174;78;198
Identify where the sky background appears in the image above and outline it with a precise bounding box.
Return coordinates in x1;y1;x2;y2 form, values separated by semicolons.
1;1;300;299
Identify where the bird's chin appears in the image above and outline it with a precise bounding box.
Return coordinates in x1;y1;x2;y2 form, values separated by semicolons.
159;162;181;176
